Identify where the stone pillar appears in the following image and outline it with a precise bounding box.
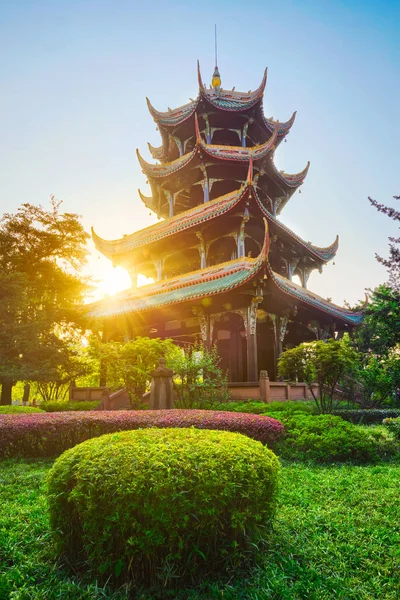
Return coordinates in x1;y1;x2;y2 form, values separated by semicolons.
259;370;271;403
101;387;110;410
149;358;174;409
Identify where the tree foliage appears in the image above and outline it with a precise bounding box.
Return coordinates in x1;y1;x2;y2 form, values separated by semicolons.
353;354;400;408
169;343;230;408
352;285;400;357
369;194;400;290
88;336;179;405
278;337;358;413
0;199;89;404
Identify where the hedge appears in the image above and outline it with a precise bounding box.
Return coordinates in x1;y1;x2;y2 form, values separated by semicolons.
39;400;100;412
276;413;381;463
332;409;400;424
0;409;284;458
47;428;280;587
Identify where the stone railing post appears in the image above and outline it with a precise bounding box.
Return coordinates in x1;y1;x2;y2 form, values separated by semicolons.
101;387;110;410
259;370;271;403
149;358;174;409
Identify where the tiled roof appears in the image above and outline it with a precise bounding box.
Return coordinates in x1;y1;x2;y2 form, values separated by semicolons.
195;114;278;162
268;266;365;325
145;65;269;129
88;219;269;318
253;190;339;263
263;110;297;138
92;185;248;256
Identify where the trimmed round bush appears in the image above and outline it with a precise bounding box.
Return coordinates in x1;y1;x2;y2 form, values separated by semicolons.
47;428;280;588
383;417;400;440
276;414;379;463
0;409;284;458
0;405;43;414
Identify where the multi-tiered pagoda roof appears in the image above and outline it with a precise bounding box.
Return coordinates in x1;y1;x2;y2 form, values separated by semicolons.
90;63;363;381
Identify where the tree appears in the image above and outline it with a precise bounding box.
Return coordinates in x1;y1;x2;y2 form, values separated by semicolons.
353;353;400;408
369;194;400;290
88;336;179;405
168;343;230;408
0;198;89;404
352;285;400;357
278;337;358;413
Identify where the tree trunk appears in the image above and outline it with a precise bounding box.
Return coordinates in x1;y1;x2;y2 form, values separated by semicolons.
0;379;13;405
22;384;30;405
99;360;107;387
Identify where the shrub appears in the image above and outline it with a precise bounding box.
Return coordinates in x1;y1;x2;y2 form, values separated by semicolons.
278;337;358;413
209;400;316;416
276;414;379;463
0;409;284;458
170;343;230;408
210;401;272;414
264;401;316;416
47;428;280;588
332;408;400;424
383;417;400;440
0;405;43;414
39;400;100;412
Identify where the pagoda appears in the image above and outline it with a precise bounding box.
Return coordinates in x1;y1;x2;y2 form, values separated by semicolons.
89;62;364;382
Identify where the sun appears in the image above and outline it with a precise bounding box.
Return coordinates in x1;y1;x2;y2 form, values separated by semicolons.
92;263;155;301
96;265;132;297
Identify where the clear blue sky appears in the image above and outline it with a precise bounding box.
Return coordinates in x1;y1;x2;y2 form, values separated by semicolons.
1;0;399;304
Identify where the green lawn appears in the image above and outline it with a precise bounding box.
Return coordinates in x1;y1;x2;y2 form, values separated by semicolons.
0;459;399;599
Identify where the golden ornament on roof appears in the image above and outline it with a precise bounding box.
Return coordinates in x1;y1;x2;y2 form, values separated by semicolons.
212;66;221;88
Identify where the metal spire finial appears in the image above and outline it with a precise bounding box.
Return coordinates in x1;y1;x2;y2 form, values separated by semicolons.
212;25;221;90
215;24;218;67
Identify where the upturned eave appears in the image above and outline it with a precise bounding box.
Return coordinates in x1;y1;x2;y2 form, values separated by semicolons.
88;218;269;319
267;265;365;326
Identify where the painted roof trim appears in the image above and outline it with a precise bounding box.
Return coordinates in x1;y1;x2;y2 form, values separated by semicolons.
263;109;297;138
91;184;250;257
88;219;269;318
147;142;165;161
273;160;310;188
267;264;365;325
146;96;199;127
195;114;279;162
138;125;281;180
136;146;198;179
197;62;267;112
253;189;339;263
145;65;269;130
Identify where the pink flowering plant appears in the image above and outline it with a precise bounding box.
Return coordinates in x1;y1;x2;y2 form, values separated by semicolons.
0;409;284;458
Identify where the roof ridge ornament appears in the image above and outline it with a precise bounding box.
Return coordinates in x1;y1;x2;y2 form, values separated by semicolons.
197;60;205;93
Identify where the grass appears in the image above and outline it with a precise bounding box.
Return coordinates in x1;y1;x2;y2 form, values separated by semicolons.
1;459;399;599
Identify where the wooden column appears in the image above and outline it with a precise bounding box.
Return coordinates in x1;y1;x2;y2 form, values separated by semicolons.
246;301;259;382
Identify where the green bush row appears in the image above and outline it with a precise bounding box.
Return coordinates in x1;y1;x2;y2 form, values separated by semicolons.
332;408;400;424
47;428;280;588
211;400;316;416
0;405;44;414
276;413;397;463
39;400;100;412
